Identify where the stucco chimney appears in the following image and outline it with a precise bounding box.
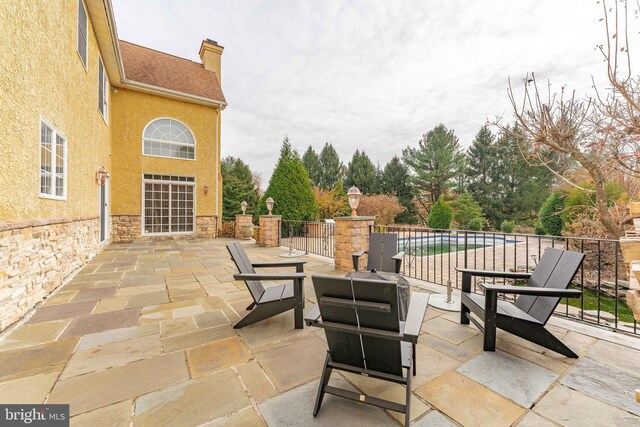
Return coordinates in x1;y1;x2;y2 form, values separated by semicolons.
199;39;224;84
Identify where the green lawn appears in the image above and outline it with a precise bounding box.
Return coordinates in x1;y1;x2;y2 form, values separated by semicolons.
564;286;635;324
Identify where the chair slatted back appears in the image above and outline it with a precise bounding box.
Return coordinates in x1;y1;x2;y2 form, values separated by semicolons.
367;233;399;273
226;242;265;303
312;275;403;376
515;248;585;324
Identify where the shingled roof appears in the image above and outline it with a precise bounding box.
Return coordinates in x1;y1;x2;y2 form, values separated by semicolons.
119;40;226;104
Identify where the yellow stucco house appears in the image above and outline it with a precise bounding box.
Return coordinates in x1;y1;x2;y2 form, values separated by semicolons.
0;0;226;329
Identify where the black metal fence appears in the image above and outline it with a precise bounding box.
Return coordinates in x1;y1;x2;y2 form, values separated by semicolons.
372;225;637;336
280;220;335;258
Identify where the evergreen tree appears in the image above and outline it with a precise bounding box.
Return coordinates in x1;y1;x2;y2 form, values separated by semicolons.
221;156;260;218
466;125;554;228
539;191;565;236
318;143;343;189
302;146;322;186
258;137;318;221
382;156;418;223
402;124;465;207
428;198;453;229
344;150;379;194
451;193;484;229
466;125;501;225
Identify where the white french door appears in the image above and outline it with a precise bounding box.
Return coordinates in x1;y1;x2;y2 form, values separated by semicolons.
142;174;195;235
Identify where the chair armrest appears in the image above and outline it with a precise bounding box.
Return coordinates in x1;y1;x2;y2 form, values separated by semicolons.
252;261;305;272
456;268;532;280
352;250;367;271
480;283;582;298
234;272;306;281
304;304;321;326
392;251;405;274
403;292;430;343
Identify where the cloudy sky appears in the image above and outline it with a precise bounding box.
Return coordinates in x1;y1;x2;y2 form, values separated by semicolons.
112;0;617;184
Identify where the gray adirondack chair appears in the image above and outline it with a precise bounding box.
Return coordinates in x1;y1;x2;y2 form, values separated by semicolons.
305;275;429;426
352;232;405;273
458;247;585;358
226;242;306;329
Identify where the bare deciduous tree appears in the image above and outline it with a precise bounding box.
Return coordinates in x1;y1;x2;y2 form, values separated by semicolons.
497;0;640;239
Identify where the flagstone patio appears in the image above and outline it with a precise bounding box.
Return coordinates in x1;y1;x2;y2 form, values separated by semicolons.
0;238;638;426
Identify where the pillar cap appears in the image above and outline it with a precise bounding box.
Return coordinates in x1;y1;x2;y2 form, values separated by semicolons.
334;216;375;221
235;214;253;217
259;215;282;218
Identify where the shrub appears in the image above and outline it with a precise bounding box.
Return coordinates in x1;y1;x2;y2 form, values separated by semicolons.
312;181;350;220
468;217;484;231
357;194;405;225
534;221;546;235
451;193;484;229
538;191;565;236
428;198;453;229
500;220;516;233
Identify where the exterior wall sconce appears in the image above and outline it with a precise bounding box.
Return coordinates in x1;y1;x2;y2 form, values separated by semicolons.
241;200;247;214
266;197;274;215
347;186;362;217
204;184;210;195
95;167;109;186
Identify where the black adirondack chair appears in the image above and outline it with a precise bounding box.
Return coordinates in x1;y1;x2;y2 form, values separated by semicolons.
226;242;306;329
458;247;585;358
352;232;405;273
305;275;429;426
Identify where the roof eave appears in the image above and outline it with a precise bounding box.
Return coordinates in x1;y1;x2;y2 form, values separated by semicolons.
87;0;124;84
120;79;227;109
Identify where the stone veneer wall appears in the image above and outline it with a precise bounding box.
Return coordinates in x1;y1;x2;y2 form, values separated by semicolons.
111;214;218;243
0;216;101;330
334;217;375;271
259;215;281;247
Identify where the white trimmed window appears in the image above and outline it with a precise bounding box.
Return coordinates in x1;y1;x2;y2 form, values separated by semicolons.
98;55;108;121
77;0;88;68
143;174;195;234
143;118;195;160
40;120;67;200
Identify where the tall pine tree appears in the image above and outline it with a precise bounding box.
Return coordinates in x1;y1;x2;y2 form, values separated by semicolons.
318;143;343;189
221;157;260;218
302;146;322;186
402;124;465;207
382;156;418;223
466;125;554;228
258;137;318;221
344;150;379;194
466;125;501;226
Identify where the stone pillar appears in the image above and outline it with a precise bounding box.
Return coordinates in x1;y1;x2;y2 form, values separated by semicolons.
623;202;640;322
259;215;281;247
334;216;375;271
234;214;254;240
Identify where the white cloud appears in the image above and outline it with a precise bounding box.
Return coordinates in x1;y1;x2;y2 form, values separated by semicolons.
111;0;634;184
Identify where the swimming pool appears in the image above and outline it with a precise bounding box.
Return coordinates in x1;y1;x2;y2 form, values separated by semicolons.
398;233;521;256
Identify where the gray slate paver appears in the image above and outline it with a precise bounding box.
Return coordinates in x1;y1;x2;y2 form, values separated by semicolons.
456;350;558;407
259;376;395;426
561;357;640;416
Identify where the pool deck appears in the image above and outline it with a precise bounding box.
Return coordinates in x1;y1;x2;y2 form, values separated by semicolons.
0;238;639;426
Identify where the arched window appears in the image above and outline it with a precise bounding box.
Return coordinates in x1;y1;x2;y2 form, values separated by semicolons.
142;118;195;160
